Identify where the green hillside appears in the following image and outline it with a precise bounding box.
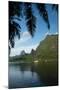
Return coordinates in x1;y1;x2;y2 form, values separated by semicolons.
36;34;58;60
9;35;58;86
9;34;58;62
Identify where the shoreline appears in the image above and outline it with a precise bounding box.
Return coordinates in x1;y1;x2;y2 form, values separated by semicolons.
9;61;32;64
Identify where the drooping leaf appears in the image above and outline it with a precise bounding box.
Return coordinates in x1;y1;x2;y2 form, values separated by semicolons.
9;21;21;48
9;1;22;17
37;3;50;29
24;3;36;37
52;4;58;13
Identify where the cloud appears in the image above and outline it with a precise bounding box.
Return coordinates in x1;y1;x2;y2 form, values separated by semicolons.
10;31;40;56
15;31;31;45
10;43;39;56
44;31;49;37
22;31;31;37
44;31;58;37
55;32;58;35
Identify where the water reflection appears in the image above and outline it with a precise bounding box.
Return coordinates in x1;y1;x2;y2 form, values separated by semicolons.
9;62;58;89
9;63;41;89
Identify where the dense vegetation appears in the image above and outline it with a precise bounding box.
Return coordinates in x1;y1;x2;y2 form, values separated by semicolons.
9;34;58;63
9;2;58;54
36;34;58;60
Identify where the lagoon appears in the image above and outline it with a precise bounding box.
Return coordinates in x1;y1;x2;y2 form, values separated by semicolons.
9;60;58;89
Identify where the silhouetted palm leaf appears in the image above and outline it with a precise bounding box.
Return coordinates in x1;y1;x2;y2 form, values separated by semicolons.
9;2;22;17
9;2;22;54
24;3;36;37
9;21;21;48
36;3;50;29
9;1;58;54
52;4;58;13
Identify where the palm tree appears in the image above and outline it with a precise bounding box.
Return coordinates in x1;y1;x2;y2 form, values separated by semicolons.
9;1;58;54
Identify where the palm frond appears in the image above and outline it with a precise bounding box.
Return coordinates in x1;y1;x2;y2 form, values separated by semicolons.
9;21;21;48
52;4;58;13
24;3;36;37
10;16;21;21
36;3;50;29
13;21;21;29
9;1;22;17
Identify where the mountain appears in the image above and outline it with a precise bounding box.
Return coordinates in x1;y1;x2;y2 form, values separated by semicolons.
9;34;58;62
36;34;58;60
20;50;26;56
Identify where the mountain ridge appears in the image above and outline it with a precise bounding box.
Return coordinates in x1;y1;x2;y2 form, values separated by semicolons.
35;34;58;60
9;34;58;62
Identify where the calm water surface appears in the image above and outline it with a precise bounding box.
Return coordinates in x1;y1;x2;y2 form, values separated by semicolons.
9;62;58;89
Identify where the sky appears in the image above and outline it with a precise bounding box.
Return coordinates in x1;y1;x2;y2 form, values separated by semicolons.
10;3;58;56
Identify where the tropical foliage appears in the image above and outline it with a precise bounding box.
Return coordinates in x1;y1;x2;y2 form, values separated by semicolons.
9;2;58;54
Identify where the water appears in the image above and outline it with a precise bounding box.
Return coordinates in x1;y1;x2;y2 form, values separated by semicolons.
8;62;58;89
